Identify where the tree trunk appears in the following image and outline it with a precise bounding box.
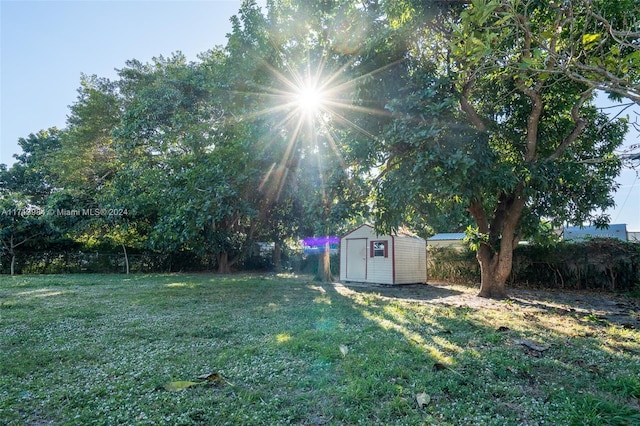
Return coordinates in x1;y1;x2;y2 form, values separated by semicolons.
469;191;525;300
217;252;231;274
476;217;521;299
317;242;333;282
273;242;282;272
122;243;129;275
476;245;510;299
11;252;16;276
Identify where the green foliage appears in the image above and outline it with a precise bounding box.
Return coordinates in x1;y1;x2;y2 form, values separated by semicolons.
0;193;55;275
2;0;637;281
0;140;66;274
373;67;481;234
428;239;640;292
109;51;267;272
427;246;479;284
55;74;121;193
1;251;215;275
298;253;340;277
3;129;63;204
372;0;635;297
511;239;640;291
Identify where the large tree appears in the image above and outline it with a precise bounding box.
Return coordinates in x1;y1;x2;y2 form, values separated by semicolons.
109;48;274;273
373;0;636;298
3;129;63;205
54;74;122;193
0;130;64;274
0;192;51;275
223;0;378;278
46;74;136;267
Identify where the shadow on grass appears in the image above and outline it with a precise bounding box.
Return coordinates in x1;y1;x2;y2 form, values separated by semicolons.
338;282;465;303
318;280;640;425
505;287;640;329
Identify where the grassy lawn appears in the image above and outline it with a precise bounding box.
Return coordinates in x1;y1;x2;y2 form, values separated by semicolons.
1;273;639;425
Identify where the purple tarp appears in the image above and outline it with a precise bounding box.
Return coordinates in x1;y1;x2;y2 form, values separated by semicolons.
302;236;340;247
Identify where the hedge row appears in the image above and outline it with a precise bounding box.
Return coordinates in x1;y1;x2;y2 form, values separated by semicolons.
427;239;640;292
0;251;213;275
0;250;333;275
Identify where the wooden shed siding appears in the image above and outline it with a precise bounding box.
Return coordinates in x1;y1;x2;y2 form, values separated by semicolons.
345;224;376;239
393;238;427;284
339;241;347;282
365;236;393;284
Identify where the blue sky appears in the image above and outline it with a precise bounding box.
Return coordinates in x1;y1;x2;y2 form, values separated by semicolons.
1;0;639;230
1;0;244;164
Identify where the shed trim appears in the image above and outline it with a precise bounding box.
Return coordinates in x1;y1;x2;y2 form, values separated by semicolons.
391;235;396;284
345;237;368;281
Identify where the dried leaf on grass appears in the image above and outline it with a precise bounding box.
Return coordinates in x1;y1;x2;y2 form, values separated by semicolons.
432;362;447;371
339;344;349;356
164;372;233;391
197;372;234;386
432;362;463;377
416;392;430;408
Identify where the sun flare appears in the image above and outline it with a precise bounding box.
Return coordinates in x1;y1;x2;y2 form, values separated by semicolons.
296;84;324;114
242;53;393;202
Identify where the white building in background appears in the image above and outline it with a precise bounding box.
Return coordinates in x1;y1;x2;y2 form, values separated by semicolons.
426;233;467;250
563;224;628;242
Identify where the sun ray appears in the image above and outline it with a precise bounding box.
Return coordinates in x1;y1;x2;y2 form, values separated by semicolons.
215;30;403;209
322;58;405;95
259;162;277;191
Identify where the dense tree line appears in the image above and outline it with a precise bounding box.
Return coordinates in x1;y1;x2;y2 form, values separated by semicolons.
2;0;638;298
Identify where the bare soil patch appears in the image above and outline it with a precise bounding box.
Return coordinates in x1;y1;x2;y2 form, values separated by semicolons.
336;281;640;328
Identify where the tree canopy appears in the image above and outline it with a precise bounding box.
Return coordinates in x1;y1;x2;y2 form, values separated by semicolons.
373;0;635;297
2;0;637;288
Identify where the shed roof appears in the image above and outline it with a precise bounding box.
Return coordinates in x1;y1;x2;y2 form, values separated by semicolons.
427;233;466;241
342;224;425;240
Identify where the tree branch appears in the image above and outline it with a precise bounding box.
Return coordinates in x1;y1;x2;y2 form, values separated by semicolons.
459;79;487;132
563;66;640;105
468;198;489;234
513;10;544;162
548;89;593;161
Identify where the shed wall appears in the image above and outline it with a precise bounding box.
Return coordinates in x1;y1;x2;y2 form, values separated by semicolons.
365;235;394;284
340;225;380;283
393;238;427;284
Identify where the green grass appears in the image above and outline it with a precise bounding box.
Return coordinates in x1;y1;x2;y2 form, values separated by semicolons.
1;273;639;425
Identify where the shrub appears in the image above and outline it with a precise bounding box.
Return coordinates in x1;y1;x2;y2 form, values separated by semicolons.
511;239;640;291
427;239;640;292
427;246;479;284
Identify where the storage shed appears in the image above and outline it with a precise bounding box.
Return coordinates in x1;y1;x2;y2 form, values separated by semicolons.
340;224;427;285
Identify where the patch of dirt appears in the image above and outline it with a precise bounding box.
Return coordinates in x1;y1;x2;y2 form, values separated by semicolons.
334;281;640;328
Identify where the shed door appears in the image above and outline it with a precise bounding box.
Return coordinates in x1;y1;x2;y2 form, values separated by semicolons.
346;238;367;280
